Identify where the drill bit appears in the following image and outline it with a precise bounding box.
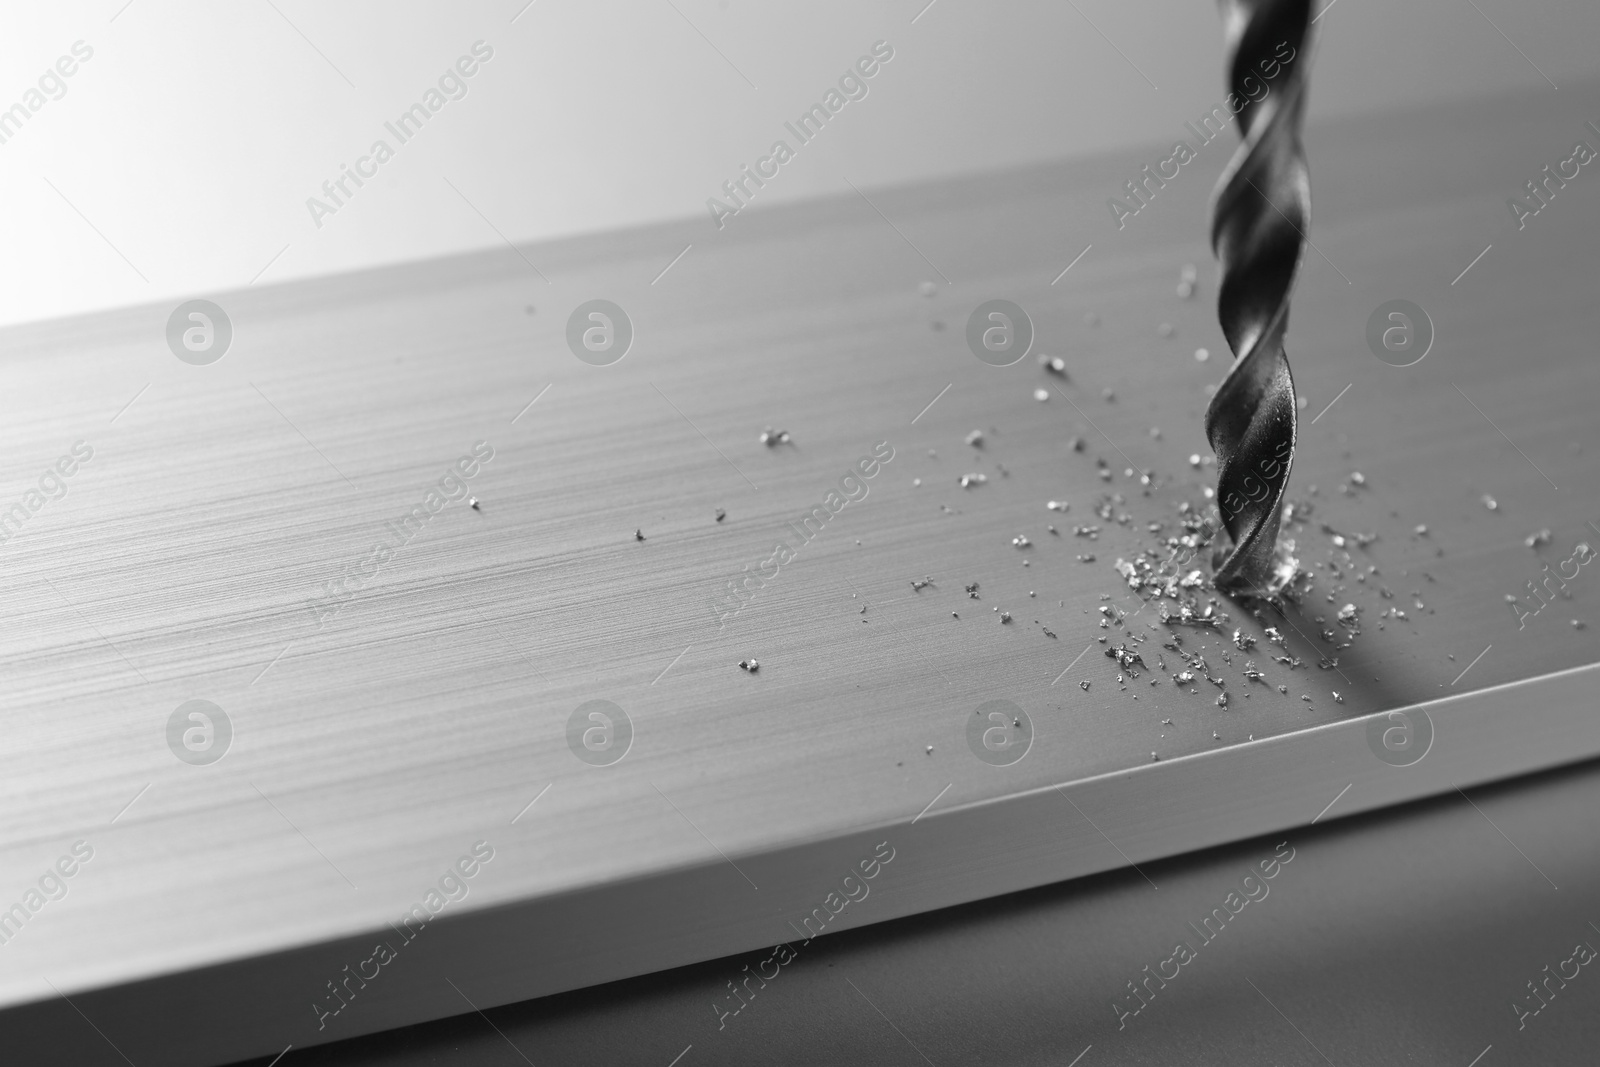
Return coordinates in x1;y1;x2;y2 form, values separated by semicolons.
1206;0;1313;594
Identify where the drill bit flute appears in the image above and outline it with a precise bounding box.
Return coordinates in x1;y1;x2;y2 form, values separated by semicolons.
1206;0;1312;594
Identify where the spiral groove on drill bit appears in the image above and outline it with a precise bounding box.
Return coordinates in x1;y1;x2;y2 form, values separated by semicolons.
1205;0;1313;594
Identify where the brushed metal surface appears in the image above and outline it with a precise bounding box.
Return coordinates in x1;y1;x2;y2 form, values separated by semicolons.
204;758;1600;1067
1;79;1597;1064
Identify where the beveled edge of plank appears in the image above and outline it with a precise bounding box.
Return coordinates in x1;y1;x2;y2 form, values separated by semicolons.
6;660;1595;1066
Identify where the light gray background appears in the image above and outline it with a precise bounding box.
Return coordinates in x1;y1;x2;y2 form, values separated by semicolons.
3;0;1597;328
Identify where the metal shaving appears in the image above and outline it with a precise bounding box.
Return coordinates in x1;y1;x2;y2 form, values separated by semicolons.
1105;644;1145;677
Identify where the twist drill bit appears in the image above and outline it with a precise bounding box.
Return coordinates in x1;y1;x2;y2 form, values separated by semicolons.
1206;0;1312;594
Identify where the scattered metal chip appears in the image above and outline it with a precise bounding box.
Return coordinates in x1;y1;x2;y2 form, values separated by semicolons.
468;497;480;511
1012;534;1032;548
965;430;984;448
1526;528;1552;549
759;427;791;447
1080;680;1091;690
910;576;934;591
959;473;988;488
738;659;759;672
